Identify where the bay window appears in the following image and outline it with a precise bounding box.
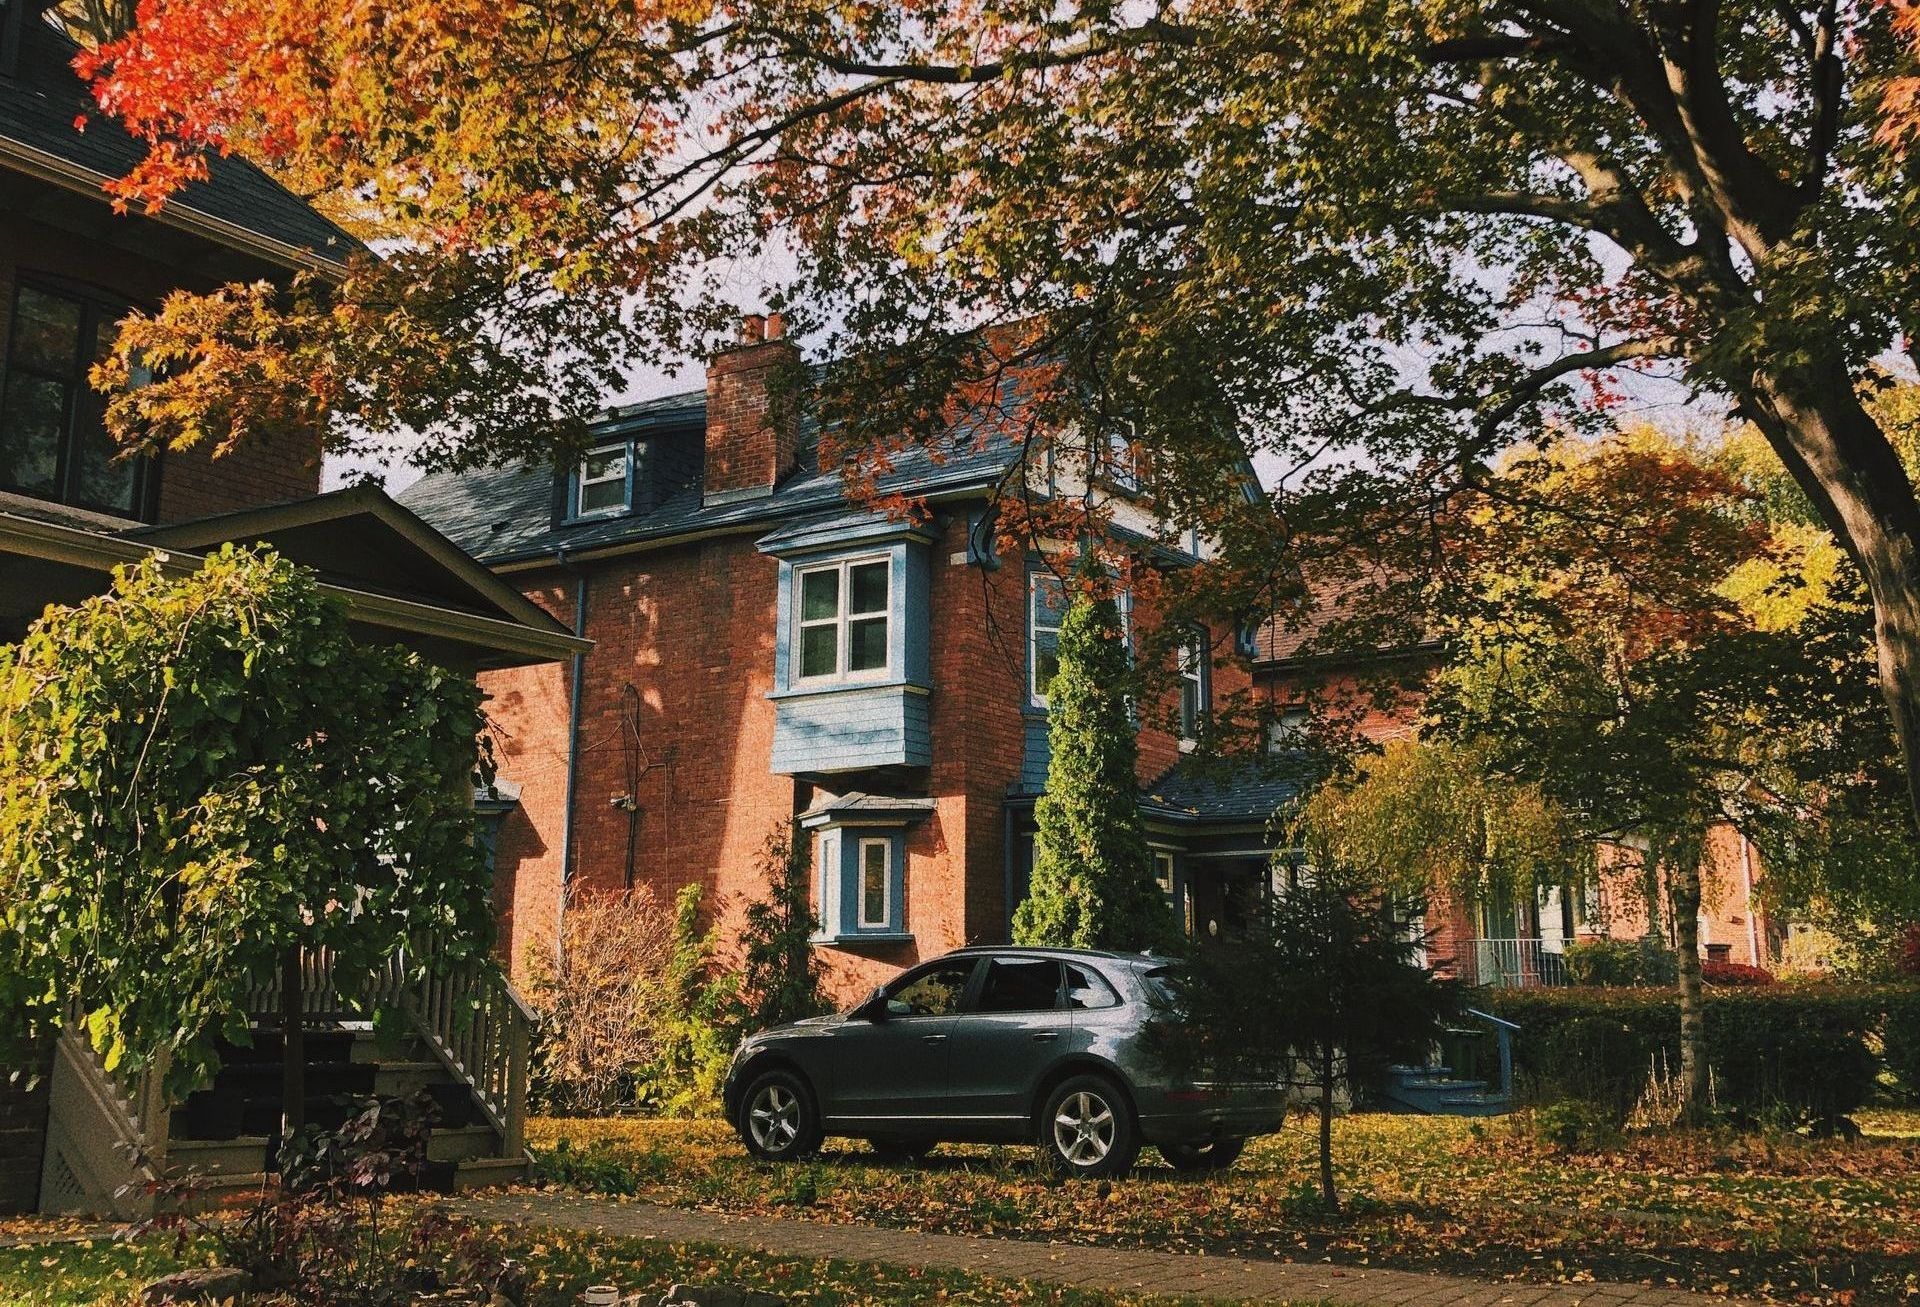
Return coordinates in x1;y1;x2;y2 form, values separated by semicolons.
796;555;891;683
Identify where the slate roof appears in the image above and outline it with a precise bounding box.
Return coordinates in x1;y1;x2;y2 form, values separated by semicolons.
799;792;939;823
397;387;1025;567
0;18;358;269
1139;754;1321;825
1253;568;1438;667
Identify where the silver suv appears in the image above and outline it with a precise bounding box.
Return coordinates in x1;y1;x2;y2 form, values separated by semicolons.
722;946;1286;1178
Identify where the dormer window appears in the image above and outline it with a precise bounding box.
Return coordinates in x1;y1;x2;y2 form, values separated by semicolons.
1096;428;1140;493
575;443;630;518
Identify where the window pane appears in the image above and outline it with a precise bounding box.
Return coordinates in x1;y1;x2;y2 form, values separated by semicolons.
582;445;626;482
976;959;1061;1013
1031;634;1060;702
1031;573;1068;628
1065;964;1120;1010
68;419;139;514
10;286;82;375
847;616;887;672
860;841;888;925
800;568;839;622
799;623;839;678
889;962;972;1017
849;560;888;614
0;375;65;495
578;477;626;513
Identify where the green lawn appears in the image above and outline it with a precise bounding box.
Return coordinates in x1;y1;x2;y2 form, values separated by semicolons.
0;1223;1191;1306
528;1109;1920;1303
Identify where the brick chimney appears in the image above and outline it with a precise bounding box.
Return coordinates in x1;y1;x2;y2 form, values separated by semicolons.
703;313;801;506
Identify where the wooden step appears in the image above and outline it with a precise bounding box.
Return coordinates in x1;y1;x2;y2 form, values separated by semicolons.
427;1125;504;1164
372;1060;456;1095
452;1155;529;1191
164;1136;272;1179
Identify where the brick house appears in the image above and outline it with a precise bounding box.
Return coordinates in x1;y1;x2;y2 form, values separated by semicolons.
0;0;582;1215
400;317;1295;1000
1250;577;1785;986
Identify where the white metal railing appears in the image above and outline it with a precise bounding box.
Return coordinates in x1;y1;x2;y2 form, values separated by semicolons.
1464;937;1570;988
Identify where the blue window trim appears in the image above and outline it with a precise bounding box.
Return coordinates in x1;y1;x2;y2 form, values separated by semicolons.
806;823;912;943
562;438;636;523
763;525;932;697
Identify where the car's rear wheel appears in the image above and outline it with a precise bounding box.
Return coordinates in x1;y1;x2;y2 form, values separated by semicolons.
1039;1074;1138;1179
1160;1137;1246;1172
865;1137;936;1165
736;1069;822;1162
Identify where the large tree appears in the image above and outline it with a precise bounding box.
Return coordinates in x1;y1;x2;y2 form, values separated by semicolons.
1433;430;1908;1108
0;547;496;1136
58;0;1920;815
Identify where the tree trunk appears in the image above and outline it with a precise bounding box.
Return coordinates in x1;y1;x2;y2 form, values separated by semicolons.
1317;1040;1338;1211
1746;365;1920;825
280;947;305;1147
1667;852;1710;1121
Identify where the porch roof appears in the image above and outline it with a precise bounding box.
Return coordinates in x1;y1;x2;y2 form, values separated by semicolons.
0;489;588;669
1138;754;1320;826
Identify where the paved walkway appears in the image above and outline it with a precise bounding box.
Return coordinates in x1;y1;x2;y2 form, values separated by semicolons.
456;1192;1747;1307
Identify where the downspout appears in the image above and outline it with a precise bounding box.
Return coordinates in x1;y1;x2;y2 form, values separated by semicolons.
557;545;589;968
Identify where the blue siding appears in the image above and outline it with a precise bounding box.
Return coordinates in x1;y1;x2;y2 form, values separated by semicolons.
1020;716;1051;791
814;828;910;940
771;684;931;774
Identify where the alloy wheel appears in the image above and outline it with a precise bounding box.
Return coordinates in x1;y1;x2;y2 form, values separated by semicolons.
748;1083;801;1153
1051;1089;1116;1167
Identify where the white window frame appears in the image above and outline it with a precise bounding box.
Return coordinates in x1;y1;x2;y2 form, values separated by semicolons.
815;829;841;932
1153;850;1176;898
1178;632;1208;741
1096;428;1140;492
1267;703;1310;752
793;554;892;685
575;443;630;518
1028;571;1067;707
857;837;892;929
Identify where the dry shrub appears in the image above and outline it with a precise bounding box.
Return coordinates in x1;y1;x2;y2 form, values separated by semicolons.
528;886;676;1114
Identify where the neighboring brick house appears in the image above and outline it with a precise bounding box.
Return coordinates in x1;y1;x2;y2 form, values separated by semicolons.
1251;576;1783;986
400;317;1287;999
0;0;581;1215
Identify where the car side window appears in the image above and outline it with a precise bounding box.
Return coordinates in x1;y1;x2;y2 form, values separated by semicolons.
1064;963;1121;1010
887;961;975;1017
974;958;1063;1014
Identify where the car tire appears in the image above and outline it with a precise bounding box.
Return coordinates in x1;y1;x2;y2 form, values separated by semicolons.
1160;1137;1246;1172
736;1068;822;1162
865;1137;936;1165
1039;1074;1139;1179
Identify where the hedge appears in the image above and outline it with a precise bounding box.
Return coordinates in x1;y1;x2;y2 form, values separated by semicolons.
1479;983;1920;1126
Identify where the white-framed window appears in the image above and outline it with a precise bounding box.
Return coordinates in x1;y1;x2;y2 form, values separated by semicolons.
1028;570;1069;707
1178;632;1208;740
575;443;630;517
1153;850;1176;899
857;837;892;928
1267;703;1309;752
1096;429;1139;492
794;555;891;683
814;829;841;931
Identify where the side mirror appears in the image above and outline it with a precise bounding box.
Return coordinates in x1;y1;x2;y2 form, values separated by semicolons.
856;986;890;1022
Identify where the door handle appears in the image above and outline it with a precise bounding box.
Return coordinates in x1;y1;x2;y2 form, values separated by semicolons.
921;1033;948;1044
1031;1031;1060;1043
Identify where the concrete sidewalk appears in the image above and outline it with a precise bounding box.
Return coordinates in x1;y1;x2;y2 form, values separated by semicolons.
456;1191;1746;1307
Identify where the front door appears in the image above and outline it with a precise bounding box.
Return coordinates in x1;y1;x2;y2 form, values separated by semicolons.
943;956;1070;1120
818;958;977;1123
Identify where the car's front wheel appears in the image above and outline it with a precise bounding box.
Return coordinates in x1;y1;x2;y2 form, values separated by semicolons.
736;1068;822;1162
1039;1074;1139;1179
1160;1137;1246;1172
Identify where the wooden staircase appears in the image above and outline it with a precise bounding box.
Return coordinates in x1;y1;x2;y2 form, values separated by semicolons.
1376;1008;1522;1118
37;943;534;1217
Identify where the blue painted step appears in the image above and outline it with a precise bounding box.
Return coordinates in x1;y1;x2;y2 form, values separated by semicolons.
1379;1063;1512;1117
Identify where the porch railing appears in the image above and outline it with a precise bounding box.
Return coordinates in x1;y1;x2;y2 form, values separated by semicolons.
243;939;532;1156
1463;937;1570;988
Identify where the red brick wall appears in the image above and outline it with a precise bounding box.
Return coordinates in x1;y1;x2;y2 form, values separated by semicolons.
0;210;323;525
